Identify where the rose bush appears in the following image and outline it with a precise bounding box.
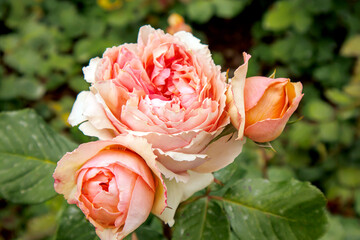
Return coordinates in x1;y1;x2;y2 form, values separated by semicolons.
53;135;167;240
68;25;244;182
227;73;303;142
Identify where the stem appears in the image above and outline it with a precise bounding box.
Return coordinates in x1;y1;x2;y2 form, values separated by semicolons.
162;222;172;240
260;147;269;179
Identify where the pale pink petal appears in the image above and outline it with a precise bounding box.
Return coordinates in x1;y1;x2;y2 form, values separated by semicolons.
154;148;207;174
193;134;246;173
228;52;251;140
157;171;213;226
156;161;190;183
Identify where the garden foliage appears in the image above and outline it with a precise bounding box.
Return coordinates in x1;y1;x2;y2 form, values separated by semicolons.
0;0;360;239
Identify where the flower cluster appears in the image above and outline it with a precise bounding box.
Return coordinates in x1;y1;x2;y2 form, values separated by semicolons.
53;25;303;240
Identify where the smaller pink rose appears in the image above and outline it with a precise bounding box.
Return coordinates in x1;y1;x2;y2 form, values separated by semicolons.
53;135;167;240
243;76;303;142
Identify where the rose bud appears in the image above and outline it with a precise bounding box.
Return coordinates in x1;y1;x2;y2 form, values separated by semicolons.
53;135;167;240
243;76;303;142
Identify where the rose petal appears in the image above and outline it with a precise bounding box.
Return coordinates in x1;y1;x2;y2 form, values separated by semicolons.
116;176;155;239
157;171;213;226
244;77;288;111
68;91;118;139
227;52;251;140
244;94;304;142
193;133;246;173
83;57;101;83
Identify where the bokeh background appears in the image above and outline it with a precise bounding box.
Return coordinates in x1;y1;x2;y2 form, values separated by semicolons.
0;0;360;239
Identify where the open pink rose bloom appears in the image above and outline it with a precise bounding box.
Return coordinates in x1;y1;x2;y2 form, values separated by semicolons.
69;25;244;184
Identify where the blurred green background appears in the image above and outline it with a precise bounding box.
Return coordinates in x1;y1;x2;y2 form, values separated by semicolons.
0;0;359;239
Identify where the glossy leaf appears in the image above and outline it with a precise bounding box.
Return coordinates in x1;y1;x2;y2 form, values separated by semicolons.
173;198;230;240
223;179;328;240
55;204;99;240
0;109;76;204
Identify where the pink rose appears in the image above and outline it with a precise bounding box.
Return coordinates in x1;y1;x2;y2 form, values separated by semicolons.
227;70;303;142
53;135;167;240
69;25;244;182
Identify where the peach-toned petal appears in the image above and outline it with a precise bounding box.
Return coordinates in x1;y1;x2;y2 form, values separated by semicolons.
117;176;155;239
244;77;288;111
244;94;304;142
54;140;114;202
227;52;251;140
94;81;129;119
245;80;288;127
111;135;167;215
54;135;167;215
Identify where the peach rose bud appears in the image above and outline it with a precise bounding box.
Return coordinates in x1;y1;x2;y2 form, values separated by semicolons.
243;76;303;142
53;135;167;240
166;13;192;34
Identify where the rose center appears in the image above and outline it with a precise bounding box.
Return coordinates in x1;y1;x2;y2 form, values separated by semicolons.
99;182;109;192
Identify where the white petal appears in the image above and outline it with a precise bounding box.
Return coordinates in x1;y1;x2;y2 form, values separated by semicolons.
174;31;206;51
83;57;101;83
68;91;90;126
157;171;213;226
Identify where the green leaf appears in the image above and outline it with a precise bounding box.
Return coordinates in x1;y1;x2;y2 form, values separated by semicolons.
355;190;360;216
293;10;312;33
187;0;214;24
318;121;339;143
319;215;344;240
0;109;76;204
222;178;328;240
341;35;360;57
55;204;99;240
0;76;45;100
268;167;295;182
263;1;294;31
213;0;250;19
208;124;237;146
325;89;354;106
337;167;360;188
303;100;334;122
173;198;230;240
